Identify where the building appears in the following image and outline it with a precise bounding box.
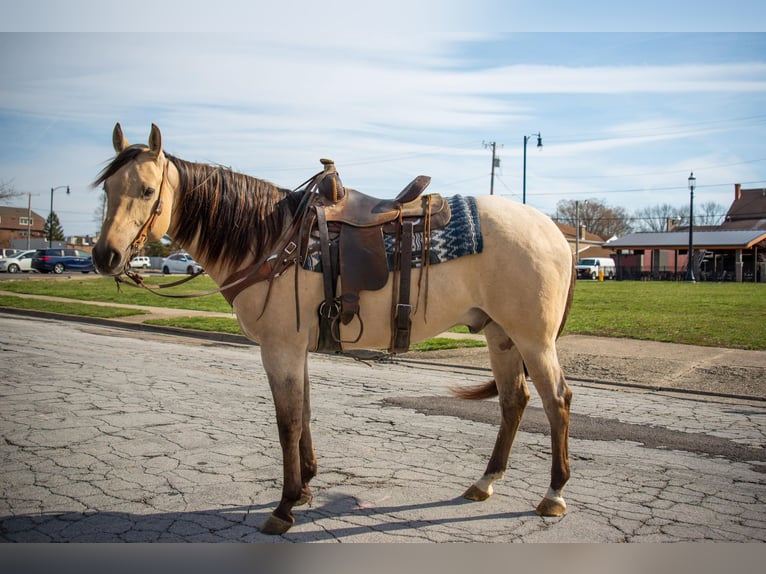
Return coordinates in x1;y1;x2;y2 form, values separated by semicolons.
721;184;766;230
0;206;46;249
555;222;610;259
605;184;766;282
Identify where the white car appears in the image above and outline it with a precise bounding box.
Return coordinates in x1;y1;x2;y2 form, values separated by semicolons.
130;256;151;269
0;250;37;273
161;253;203;275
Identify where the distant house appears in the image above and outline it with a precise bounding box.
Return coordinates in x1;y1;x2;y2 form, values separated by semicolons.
605;184;766;282
0;206;46;249
721;184;766;230
555;222;610;259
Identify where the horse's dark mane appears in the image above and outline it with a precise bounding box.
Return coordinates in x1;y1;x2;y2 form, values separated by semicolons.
94;146;303;270
167;154;301;270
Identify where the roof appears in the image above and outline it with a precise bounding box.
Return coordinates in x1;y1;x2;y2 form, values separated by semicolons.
555;222;605;243
605;229;766;251
0;206;45;230
725;188;766;223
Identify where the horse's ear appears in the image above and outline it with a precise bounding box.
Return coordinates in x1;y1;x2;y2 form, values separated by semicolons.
112;122;129;153
148;123;162;158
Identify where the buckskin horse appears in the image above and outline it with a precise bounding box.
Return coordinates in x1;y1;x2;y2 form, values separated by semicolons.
92;123;575;535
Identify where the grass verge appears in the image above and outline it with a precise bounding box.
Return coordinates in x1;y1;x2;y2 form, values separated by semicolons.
2;276;765;349
0;294;146;319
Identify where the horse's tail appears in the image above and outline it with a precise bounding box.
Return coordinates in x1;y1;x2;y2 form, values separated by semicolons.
450;379;499;400
451;254;576;402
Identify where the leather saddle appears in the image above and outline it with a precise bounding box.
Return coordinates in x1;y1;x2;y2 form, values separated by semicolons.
309;159;451;354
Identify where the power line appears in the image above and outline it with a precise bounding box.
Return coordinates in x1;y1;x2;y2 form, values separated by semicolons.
532;180;766;197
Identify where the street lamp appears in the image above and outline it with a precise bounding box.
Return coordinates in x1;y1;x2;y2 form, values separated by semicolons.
522;132;543;204
49;184;70;248
686;172;696;283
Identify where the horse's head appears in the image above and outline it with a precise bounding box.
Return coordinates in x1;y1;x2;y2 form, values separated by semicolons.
93;123;175;275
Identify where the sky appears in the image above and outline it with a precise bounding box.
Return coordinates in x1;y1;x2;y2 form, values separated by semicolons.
1;1;766;238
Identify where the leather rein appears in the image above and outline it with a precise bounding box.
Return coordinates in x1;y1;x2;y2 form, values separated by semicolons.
113;163;322;306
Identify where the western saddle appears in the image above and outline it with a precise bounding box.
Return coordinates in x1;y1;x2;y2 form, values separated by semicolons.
220;159;451;354
309;159;451;354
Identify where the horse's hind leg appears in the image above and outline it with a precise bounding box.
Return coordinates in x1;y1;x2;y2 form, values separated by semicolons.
463;321;529;501
521;343;572;517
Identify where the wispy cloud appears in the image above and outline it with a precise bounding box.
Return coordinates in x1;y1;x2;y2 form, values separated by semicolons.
1;30;765;235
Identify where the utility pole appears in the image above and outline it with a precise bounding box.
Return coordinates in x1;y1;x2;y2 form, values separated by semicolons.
483;141;502;195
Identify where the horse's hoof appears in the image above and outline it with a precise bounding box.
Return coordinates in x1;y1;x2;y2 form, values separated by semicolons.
295;489;313;507
260;513;294;535
535;497;567;517
463;484;492;502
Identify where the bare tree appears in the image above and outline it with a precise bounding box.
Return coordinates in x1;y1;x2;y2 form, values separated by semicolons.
633;201;726;231
696;201;726;226
0;179;22;203
554;199;632;239
93;189;107;231
632;203;684;232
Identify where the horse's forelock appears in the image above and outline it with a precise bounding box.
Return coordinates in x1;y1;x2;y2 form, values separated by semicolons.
92;145;148;188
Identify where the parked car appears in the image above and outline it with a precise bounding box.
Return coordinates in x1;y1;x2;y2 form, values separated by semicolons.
0;248;21;259
162;252;203;275
31;248;95;274
576;257;616;280
130;256;152;269
0;249;37;273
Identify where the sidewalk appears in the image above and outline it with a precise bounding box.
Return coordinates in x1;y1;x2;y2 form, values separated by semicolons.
2;290;765;401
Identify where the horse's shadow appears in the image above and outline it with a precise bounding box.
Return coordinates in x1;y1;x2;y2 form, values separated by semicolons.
1;493;537;542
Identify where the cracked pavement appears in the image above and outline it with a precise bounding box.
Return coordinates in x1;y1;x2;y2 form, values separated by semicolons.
1;314;765;542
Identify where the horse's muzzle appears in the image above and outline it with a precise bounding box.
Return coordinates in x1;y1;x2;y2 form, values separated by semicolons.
92;243;126;276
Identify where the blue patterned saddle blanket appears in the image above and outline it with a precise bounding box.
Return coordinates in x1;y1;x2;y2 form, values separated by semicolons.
302;195;483;271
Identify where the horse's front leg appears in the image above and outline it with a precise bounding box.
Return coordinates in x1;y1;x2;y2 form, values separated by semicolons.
259;344;310;535
296;359;317;506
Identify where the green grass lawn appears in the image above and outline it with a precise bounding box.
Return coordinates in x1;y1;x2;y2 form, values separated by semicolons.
1;276;765;349
563;281;766;350
0;275;230;312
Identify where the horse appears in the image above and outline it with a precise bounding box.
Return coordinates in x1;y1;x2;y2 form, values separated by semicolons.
92;123;576;535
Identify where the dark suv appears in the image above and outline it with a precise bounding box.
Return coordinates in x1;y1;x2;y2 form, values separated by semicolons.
31;248;95;274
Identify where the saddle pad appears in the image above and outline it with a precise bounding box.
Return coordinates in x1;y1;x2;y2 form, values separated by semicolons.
302;195;483;272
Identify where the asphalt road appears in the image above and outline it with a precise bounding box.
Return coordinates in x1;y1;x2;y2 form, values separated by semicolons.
1;314;765;542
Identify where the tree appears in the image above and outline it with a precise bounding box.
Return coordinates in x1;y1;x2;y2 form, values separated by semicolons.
633;201;726;231
144;239;173;257
1;179;21;202
632;203;685;232
696;201;726;227
553;199;632;239
44;212;65;244
93;189;106;232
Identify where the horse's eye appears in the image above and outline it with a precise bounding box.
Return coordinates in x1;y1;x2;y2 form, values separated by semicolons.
143;187;155;200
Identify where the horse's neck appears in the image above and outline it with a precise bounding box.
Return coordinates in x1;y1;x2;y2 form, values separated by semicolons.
164;159;281;285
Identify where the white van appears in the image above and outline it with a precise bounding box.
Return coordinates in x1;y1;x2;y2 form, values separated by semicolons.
576;257;616;280
129;256;152;269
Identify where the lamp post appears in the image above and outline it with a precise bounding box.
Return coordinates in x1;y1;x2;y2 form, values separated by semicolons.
522;132;542;204
686;172;696;283
49;185;70;248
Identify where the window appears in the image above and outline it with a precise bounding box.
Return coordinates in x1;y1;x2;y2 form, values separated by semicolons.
19;217;33;226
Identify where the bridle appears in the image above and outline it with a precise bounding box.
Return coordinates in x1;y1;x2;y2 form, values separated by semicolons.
127;159;168;262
